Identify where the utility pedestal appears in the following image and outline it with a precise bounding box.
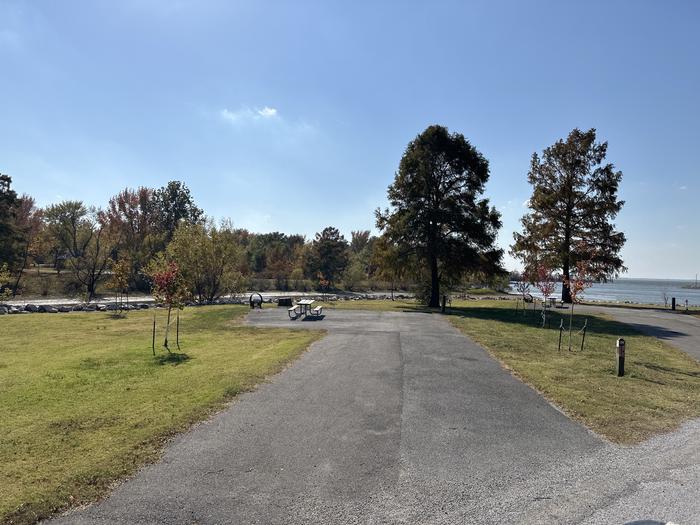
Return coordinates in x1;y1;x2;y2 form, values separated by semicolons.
616;338;626;377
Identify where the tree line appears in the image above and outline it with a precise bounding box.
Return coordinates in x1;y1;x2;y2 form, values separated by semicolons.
0;179;403;301
0;126;625;305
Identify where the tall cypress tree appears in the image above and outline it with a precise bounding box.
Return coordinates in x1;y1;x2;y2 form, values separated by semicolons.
511;128;626;303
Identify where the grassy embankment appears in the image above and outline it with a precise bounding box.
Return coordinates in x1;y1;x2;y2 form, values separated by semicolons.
329;298;700;443
0;306;321;525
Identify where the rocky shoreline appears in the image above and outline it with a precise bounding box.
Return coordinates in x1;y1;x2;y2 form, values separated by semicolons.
0;290;516;316
0;292;413;315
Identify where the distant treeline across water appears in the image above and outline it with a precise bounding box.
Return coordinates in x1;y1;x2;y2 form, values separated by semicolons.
514;278;700;306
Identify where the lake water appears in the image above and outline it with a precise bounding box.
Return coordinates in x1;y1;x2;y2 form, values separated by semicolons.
513;278;700;306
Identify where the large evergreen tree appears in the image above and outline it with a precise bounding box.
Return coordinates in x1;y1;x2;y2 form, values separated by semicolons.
0;174;21;269
305;226;349;287
511;128;626;303
376;125;502;307
151;181;203;242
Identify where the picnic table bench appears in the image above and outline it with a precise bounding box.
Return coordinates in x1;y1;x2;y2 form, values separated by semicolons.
308;305;323;317
288;305;302;319
288;299;323;320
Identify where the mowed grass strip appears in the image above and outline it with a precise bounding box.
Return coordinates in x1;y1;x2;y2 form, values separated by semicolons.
329;298;700;443
447;301;700;444
0;306;321;525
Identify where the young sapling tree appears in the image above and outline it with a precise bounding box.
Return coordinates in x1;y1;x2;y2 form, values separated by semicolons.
565;260;594;351
146;256;189;353
110;257;131;314
514;279;531;315
531;263;557;327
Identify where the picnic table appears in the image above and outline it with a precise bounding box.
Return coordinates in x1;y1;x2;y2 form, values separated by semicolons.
296;299;315;316
288;299;324;320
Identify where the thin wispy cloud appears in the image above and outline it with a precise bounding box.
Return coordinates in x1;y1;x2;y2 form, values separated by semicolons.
679;185;688;190
220;106;279;124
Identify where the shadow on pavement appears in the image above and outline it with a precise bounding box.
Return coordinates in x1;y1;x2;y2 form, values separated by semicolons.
444;305;688;340
622;322;688;341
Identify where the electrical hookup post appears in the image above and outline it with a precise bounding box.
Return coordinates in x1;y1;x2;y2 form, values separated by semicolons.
616;338;625;377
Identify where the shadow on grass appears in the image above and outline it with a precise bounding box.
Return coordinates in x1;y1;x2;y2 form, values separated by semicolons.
443;304;688;340
618;323;688;341
639;362;700;378
155;352;191;365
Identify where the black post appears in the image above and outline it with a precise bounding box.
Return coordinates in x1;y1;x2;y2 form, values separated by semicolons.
176;311;181;351
441;295;446;313
151;315;156;356
558;319;564;352
580;319;588;352
616;338;625;377
672;297;676;311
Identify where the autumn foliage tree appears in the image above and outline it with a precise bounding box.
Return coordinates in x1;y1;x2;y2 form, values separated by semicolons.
166;221;244;303
146;256;189;351
371;235;411;300
43;201;112;301
10;195;43;295
110;257;131;312
511;128;625;303
102;187;159;290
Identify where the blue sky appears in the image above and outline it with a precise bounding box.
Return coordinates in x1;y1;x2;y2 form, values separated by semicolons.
1;0;698;279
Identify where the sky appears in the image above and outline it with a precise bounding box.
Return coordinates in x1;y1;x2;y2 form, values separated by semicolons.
1;0;698;279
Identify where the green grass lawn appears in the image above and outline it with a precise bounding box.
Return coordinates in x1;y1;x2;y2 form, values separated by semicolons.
330;298;700;444
0;306;321;525
447;301;700;444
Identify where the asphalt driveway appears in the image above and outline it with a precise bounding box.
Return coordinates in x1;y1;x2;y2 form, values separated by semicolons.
579;304;700;361
48;308;698;524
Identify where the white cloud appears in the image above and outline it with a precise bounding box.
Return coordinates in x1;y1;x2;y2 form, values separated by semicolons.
257;106;277;118
220;106;279;124
679;185;688;190
522;199;531;208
